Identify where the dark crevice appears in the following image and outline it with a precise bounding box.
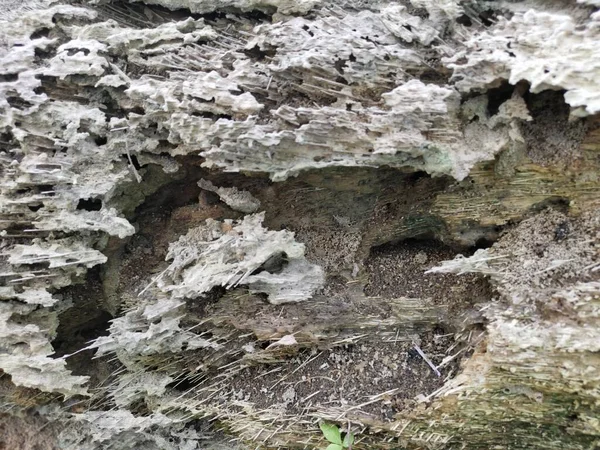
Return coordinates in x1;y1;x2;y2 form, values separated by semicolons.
30;28;51;39
122;153;142;170
52;268;114;359
456;14;473;26
39;184;56;195
530;197;571;214
77;198;103;211
157;141;179;150
193;10;228;21
521;90;588;166
418;68;451;85
479;9;498;27
130;157;208;219
406;170;430;182
237;8;274;21
52;147;68;157
250;252;289;275
243;44;277;61
406;6;429;19
127;106;146;116
6;96;34;109
0;73;19;83
28;204;44;212
187;286;227;318
191;111;233;120
131;154;141;170
0;131;16;150
486;80;515;116
15;184;56;197
66;48;90;56
166;373;198;393
34;46;55;60
94;136;108;146
334;59;348;75
129;399;152;416
302;24;314;37
473;237;495;250
33;75;90;105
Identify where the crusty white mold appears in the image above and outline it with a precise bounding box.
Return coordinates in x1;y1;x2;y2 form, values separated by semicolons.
448;9;600;116
198;179;260;213
158;212;324;303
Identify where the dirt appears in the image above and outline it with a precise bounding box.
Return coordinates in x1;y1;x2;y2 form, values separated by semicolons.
208;238;493;422
0;413;58;450
522;90;588;167
364;239;495;322
226;330;459;421
490;208;599;297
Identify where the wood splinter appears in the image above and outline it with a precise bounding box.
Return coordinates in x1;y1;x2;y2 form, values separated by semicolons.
413;342;441;377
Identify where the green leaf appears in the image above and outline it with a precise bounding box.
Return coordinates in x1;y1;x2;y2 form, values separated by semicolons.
326;444;343;450
320;422;342;445
343;432;354;448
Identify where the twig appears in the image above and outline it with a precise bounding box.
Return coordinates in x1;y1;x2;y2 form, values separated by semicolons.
413;343;441;377
347;420;353;450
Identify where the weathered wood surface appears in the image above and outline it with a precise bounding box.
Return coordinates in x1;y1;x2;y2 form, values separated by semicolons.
0;1;599;449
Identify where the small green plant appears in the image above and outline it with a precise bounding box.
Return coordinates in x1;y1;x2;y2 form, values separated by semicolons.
319;422;354;450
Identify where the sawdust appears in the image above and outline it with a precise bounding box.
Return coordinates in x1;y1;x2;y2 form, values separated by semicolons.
365;239;495;323
490;208;599;298
522;91;588;167
227;331;458;420
0;413;58;450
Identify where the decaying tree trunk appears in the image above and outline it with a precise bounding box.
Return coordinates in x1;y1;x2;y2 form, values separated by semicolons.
0;0;598;449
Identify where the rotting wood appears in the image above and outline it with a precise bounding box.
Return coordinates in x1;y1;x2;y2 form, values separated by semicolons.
0;1;599;449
